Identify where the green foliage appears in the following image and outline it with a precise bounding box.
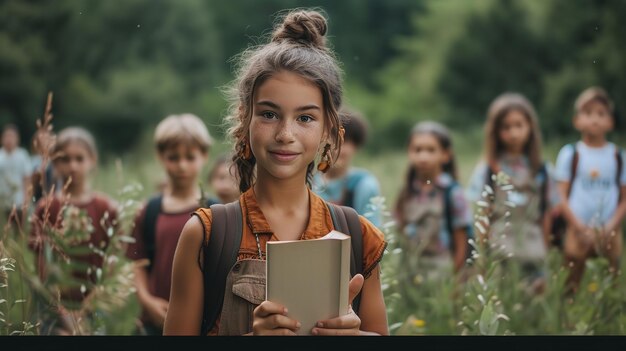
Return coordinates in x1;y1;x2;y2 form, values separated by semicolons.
0;178;143;335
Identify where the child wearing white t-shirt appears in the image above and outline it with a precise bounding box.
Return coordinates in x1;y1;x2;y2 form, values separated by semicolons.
555;86;625;293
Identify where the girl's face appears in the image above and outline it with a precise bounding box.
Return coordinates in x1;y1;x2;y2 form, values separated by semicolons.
498;109;531;154
210;163;239;202
159;143;207;189
55;142;96;186
574;99;614;138
250;70;326;183
407;133;449;177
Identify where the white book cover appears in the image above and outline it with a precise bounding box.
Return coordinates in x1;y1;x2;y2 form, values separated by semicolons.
265;230;351;335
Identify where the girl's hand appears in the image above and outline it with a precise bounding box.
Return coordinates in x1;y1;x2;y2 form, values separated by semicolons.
311;274;365;336
252;301;301;335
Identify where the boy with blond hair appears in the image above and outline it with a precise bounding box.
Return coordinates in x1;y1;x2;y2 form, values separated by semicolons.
555;87;625;292
126;113;215;335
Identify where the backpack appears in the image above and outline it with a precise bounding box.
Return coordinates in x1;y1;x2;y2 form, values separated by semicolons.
198;200;364;336
550;143;624;248
142;194;219;272
442;181;474;260
340;169;369;209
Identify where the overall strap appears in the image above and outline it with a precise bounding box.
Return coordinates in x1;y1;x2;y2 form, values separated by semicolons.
200;200;242;336
326;203;363;315
143;194;163;272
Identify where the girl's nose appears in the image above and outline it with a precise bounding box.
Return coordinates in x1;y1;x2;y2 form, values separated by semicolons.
275;120;295;143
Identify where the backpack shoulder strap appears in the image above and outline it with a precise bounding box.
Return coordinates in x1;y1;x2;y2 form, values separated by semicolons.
199;200;243;336
326;202;363;315
616;146;624;202
616;146;623;184
443;182;455;246
143;194;163;272
443;181;473;260
341;169;368;209
538;161;549;217
566;143;579;198
484;163;495;193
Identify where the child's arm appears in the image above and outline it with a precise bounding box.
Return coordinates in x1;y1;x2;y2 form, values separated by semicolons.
134;266;168;330
604;185;626;234
557;181;587;233
163;216;205;335
453;228;468;273
542;211;553;249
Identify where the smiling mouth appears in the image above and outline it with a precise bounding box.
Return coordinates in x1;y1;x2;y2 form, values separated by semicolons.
269;151;299;162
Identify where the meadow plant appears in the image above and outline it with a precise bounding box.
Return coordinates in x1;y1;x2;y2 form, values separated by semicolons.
1;92;142;335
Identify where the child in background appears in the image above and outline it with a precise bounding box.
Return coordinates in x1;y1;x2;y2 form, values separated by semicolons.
466;92;559;292
394;121;472;283
0;124;32;228
207;154;240;204
29;127;118;335
555;86;625;293
126;113;213;335
164;9;389;336
312;107;382;227
30;128;59;204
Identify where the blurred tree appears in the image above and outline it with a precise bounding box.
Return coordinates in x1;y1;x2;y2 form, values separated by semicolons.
438;0;547;125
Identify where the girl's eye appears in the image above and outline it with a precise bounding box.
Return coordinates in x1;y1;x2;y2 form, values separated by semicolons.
261;111;277;119
297;115;314;123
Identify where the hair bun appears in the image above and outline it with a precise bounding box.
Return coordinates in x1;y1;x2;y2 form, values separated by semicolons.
272;10;327;48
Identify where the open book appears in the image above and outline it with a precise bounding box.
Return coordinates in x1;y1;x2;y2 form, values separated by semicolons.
266;230;351;335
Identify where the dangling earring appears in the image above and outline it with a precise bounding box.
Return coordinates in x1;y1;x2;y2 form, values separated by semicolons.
238;139;251;160
317;143;332;172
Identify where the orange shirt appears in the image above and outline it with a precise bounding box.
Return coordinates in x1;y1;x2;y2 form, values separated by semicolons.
194;187;387;335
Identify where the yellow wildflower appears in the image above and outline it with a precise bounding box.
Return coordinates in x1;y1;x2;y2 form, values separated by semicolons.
413;319;425;328
587;282;598;293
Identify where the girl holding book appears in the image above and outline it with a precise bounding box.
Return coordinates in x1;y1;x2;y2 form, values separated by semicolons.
164;9;388;336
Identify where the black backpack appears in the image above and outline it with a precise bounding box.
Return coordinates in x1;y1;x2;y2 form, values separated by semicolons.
198;200;364;336
142;194;219;272
442;181;474;260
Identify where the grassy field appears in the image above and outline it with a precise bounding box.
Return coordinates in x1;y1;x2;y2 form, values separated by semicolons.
2;126;626;335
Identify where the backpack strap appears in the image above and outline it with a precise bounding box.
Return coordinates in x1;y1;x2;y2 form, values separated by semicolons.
341;170;368;209
565;143;579;199
538;162;549;217
199;200;243;336
326;203;363;315
443;182;473;258
143;194;163;272
616;147;624;202
443;183;455;251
